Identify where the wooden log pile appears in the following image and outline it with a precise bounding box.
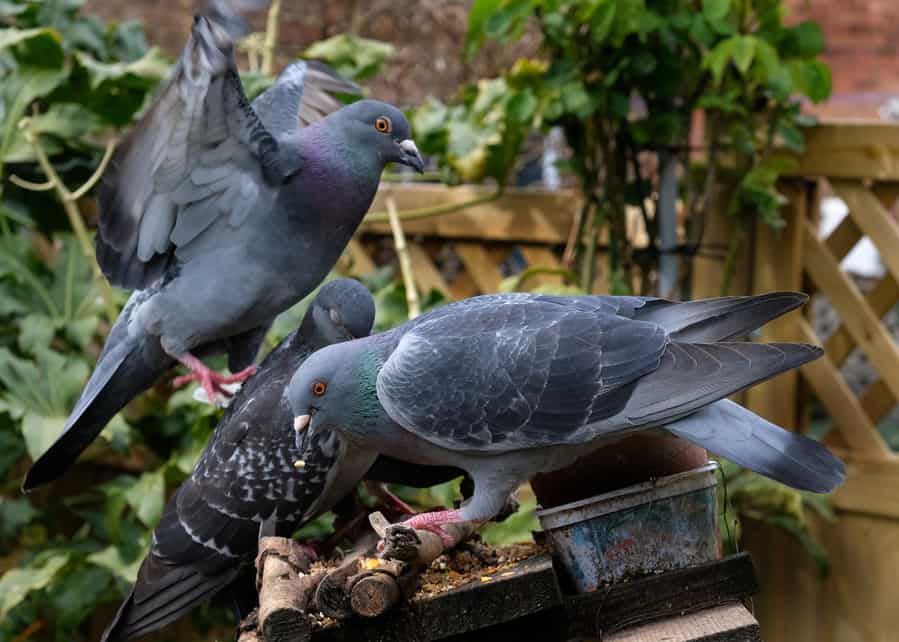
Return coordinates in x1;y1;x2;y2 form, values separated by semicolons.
241;512;763;642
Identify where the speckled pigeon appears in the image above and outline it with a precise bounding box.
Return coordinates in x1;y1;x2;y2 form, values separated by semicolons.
287;291;846;547
101;279;462;642
23;0;423;490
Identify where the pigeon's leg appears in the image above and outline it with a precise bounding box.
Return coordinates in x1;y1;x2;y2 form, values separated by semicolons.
402;509;465;548
170;352;257;402
364;481;417;516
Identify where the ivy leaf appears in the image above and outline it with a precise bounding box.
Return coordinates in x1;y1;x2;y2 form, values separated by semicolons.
590;1;617;43
732;36;756;74
0;66;67;163
21;413;66;461
0;497;38;542
124;469;166;528
49;565;113;630
303;34;394;81
0;552;70;617
0;27;64;67
702;0;731;22
791;21;825;58
87;544;144;584
465;0;504;59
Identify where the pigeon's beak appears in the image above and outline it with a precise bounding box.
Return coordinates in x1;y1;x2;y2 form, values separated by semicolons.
294;414;311;432
396;139;424;174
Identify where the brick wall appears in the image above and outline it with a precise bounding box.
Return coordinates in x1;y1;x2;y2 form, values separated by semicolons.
84;1;898;121
787;0;899;119
83;0;538;107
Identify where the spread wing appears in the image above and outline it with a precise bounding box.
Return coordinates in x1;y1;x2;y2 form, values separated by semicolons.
96;1;356;290
376;298;669;453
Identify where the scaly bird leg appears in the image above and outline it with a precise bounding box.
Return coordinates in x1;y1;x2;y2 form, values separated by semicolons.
402;509;466;549
171;352;256;404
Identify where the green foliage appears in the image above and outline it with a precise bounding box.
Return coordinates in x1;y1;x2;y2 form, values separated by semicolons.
304;33;394;82
718;460;835;576
453;0;832;294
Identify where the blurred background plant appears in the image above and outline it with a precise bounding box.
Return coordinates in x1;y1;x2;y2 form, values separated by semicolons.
0;0;837;640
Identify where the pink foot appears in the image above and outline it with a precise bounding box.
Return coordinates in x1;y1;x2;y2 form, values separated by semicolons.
403;509;463;549
365;482;417;517
172;353;256;403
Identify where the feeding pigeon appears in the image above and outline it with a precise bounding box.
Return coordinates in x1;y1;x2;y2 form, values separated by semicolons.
287;291;847;548
101;279;462;642
23;0;424;490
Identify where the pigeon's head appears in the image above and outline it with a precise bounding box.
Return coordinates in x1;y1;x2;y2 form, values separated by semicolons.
288;340;381;445
337;99;424;173
306;278;376;347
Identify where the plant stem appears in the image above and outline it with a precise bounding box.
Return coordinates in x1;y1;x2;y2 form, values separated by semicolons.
364;189;502;223
386;197;420;319
19;119;117;320
262;0;281;77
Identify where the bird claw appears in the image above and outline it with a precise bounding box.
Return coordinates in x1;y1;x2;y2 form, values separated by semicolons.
173;361;257;407
402;510;462;549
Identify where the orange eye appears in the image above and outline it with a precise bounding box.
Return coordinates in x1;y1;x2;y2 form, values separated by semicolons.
312;381;327;396
375;116;391;133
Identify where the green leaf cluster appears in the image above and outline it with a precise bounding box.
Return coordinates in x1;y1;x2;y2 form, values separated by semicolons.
450;0;832;295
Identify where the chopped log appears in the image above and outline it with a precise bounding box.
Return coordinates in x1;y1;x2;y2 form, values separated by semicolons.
349;572;400;618
314;532;380;619
256;536;317;642
237;610;260;642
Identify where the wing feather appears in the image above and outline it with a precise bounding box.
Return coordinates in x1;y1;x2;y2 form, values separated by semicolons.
96;3;355;290
376;299;669;452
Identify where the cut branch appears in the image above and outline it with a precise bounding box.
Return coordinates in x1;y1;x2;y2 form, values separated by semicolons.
255;536;318;642
386;197;420;319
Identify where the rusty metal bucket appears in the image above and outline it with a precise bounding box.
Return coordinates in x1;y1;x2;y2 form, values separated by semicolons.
536;461;720;593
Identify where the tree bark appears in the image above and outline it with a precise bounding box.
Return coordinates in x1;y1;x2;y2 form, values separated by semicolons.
256;537;318;642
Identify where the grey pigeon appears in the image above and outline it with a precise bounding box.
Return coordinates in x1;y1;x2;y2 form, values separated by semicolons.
287;291;846;547
101;279;461;642
23;0;423;490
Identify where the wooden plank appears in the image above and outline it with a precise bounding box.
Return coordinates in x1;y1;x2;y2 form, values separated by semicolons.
344;239;376;276
825;276;899;366
747;181;806;430
859;380;896;426
405;243;451;299
871;182;899;209
797;320;892;457
782;123;899;180
831;180;899;287
823;213;864;262
831;450;899;517
312;555;563;642
803;219;899;416
363;185;578;244
564;553;759;638
455;243;502;293
606;603;761;642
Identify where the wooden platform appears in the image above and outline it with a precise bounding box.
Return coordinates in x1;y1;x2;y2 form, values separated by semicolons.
308;553;760;642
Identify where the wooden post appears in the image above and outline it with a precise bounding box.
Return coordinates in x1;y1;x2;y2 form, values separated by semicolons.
256;537;318;642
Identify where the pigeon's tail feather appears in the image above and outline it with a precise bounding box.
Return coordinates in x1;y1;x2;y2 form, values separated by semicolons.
22;333;170;491
101;556;241;642
668;399;845;493
638;291;808;342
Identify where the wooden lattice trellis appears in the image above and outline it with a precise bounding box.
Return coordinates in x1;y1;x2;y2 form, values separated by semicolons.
342;184;649;298
744;123;899;642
